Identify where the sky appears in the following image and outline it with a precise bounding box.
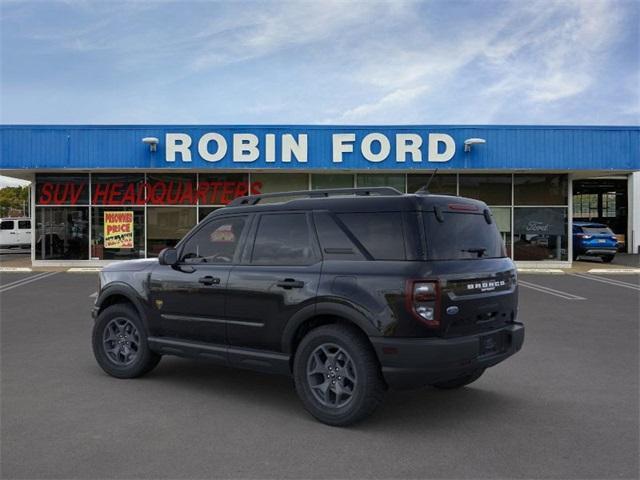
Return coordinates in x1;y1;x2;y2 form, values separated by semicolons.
0;0;639;127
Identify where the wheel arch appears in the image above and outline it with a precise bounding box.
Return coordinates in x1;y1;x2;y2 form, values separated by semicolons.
96;283;149;329
282;302;381;360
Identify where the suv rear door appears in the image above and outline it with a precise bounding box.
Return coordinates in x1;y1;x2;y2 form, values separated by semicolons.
421;207;517;339
225;212;321;354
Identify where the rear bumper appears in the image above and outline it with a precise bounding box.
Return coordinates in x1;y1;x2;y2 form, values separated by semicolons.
370;323;524;390
579;248;617;256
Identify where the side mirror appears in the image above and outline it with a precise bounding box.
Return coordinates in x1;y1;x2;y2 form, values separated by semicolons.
158;247;178;266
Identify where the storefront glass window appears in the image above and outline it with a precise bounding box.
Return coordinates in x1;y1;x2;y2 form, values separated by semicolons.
35;207;89;259
250;173;309;203
356;174;406;192
407;174;457;195
251;173;309;193
35;174;89;205
459;174;511;205
311;174;354;190
490;207;512;257
197;173;254;205
90;208;145;260
513;207;568;261
146;207;197;256
514;174;567;205
199;207;220;222
91;173;146;205
146;173;197;205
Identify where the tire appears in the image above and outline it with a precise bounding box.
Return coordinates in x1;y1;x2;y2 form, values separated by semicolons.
92;303;161;379
602;255;614;263
431;369;485;390
293;324;385;426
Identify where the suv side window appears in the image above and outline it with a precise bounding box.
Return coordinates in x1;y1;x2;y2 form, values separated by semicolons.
337;212;406;260
251;213;316;265
180;216;247;264
313;212;365;260
1;220;14;230
18;220;31;229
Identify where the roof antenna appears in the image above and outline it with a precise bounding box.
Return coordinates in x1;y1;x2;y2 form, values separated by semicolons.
416;169;438;194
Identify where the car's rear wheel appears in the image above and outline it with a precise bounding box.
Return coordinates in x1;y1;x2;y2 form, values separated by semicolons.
293;324;385;426
431;369;485;389
92;304;160;378
601;255;615;263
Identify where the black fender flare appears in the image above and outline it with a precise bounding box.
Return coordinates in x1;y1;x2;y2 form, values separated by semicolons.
281;301;380;354
95;282;150;330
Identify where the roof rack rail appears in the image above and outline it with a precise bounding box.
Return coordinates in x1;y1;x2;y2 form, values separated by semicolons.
228;187;403;207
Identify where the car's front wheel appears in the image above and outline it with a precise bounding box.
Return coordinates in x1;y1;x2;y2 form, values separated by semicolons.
601;255;615;263
92;303;161;378
293;324;385;426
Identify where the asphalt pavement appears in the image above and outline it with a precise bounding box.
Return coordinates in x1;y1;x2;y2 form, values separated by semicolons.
0;271;638;479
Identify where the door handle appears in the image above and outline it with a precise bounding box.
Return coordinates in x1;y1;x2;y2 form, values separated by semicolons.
276;278;305;289
198;276;221;286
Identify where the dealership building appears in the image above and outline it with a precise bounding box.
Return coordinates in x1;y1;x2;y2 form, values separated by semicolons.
0;125;638;267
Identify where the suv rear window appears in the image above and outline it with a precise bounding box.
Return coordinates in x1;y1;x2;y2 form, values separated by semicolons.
423;212;505;260
1;221;14;230
581;226;613;235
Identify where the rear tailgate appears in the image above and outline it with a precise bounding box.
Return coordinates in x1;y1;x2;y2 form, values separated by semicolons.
422;207;518;338
440;264;517;337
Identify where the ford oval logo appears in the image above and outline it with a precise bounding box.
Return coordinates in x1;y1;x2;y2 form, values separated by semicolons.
446;306;459;315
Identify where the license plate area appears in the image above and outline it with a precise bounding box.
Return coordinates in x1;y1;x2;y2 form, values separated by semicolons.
479;332;507;357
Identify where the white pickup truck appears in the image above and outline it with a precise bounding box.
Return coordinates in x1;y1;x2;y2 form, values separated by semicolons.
0;217;32;249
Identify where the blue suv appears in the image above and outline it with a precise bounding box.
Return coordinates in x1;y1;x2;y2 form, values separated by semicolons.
573;222;618;262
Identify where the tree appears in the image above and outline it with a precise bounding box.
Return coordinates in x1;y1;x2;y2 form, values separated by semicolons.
0;186;29;217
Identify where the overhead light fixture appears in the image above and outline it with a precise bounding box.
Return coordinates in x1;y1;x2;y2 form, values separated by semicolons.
464;138;486;152
142;137;159;152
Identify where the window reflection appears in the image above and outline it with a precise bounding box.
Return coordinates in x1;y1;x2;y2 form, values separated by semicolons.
513;208;568;261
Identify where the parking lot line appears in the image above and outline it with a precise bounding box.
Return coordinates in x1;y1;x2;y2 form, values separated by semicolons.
518;280;586;300
569;273;640;291
0;272;58;293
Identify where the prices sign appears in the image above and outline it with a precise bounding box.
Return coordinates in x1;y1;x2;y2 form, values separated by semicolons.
104;211;134;248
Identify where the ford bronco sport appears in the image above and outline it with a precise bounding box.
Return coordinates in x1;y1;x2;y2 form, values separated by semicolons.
92;187;524;426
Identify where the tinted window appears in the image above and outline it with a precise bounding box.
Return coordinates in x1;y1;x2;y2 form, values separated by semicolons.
515;174;567;205
582;226;614;235
181;216;247;264
513;208;568;261
36;174;89;205
424;212;505;260
18;220;31;229
337;212;405;260
314;212;365;261
146;207;197;257
1;221;14;230
459;174;511;205
252;214;314;265
407;174;457;195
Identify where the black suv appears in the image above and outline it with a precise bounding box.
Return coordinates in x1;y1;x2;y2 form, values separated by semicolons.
92;187;524;426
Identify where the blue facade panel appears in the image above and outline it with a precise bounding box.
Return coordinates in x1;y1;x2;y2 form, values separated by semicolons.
1;125;638;171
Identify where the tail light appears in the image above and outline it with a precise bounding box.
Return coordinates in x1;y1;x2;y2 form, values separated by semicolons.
406;280;440;328
576;234;592;239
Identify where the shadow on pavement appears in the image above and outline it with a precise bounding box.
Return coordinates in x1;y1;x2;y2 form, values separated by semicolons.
113;356;525;430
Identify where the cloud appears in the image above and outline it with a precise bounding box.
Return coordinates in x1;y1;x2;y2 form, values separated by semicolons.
1;0;637;125
331;85;429;123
